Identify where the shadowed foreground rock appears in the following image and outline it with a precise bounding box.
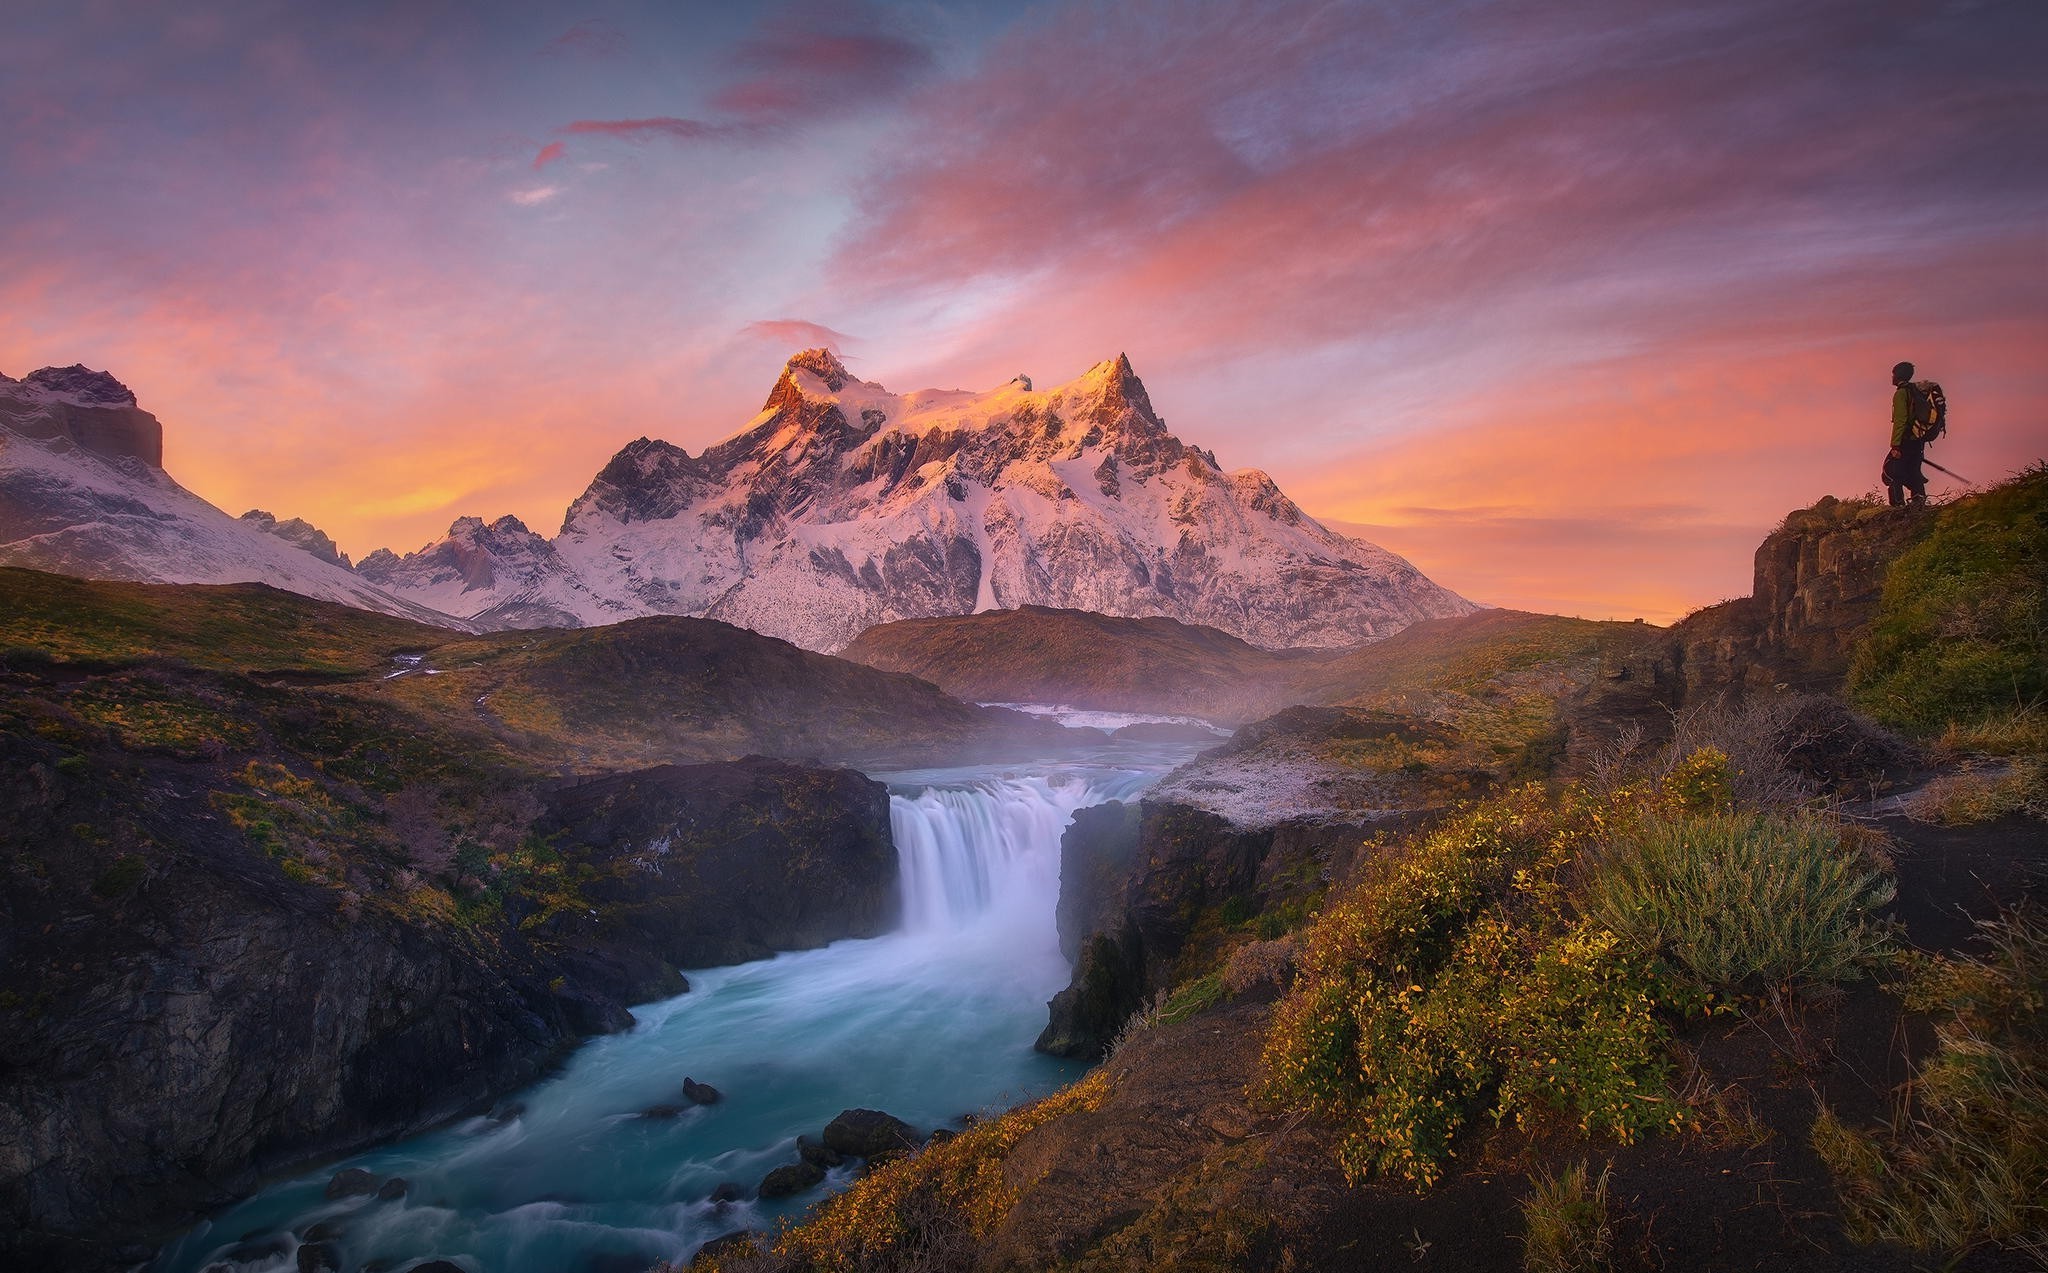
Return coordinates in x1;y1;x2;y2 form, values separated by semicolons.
0;741;896;1271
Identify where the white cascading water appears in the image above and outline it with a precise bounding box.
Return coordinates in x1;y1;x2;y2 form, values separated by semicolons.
892;774;1130;935
150;750;1184;1273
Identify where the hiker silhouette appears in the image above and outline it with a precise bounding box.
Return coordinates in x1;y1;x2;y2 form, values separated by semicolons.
1883;360;1927;508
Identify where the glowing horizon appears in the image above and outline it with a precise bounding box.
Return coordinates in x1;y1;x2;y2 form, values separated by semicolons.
4;0;2043;626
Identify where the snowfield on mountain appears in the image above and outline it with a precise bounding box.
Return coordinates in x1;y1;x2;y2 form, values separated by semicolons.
365;350;1473;650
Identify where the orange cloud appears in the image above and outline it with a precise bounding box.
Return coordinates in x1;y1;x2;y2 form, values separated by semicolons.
532;141;567;170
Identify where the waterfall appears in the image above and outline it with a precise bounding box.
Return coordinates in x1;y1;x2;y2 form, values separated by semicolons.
151;757;1181;1273
889;772;1144;934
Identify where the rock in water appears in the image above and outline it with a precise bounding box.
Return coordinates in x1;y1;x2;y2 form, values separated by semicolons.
758;1162;825;1198
821;1109;919;1159
323;1168;379;1199
681;1076;722;1105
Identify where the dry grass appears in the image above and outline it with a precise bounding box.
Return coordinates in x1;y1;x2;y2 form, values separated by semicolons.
1813;910;2048;1264
1520;1161;1615;1273
1903;759;2047;826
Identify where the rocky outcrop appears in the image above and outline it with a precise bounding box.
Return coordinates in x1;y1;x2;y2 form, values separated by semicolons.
0;365;161;466
239;509;352;568
1038;795;1380;1060
535;758;897;972
1670;496;1930;700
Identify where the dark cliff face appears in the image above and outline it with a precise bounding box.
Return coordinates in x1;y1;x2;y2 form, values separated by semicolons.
1037;799;1371;1060
1670;497;1930;700
536;758;897;972
0;717;899;1270
0;365;164;468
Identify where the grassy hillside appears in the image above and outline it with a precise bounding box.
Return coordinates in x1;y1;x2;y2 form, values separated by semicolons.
0;568;1063;771
0;568;453;674
1849;464;2048;733
843;604;1668;735
841;603;1303;721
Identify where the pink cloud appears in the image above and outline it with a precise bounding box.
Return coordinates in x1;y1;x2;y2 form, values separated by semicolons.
742;319;855;352
558;116;741;143
532;141;567;170
711;14;933;124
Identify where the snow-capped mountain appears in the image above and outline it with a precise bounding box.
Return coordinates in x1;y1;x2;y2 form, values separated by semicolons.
368;350;1473;650
0;366;462;627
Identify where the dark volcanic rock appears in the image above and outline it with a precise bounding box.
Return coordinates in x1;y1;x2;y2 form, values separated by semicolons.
324;1168;379;1199
708;1181;746;1204
681;1077;721;1105
536;757;898;971
0;721;904;1269
1039;796;1387;1061
376;1176;410;1201
758;1161;826;1198
1670;496;1928;699
797;1136;843;1170
297;1240;342;1272
821;1109;918;1159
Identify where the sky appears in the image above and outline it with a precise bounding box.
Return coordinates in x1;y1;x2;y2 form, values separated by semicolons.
3;0;2044;624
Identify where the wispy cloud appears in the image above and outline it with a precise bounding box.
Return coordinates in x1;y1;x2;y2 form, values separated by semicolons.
712;8;934;126
550;2;934;150
558;115;742;143
532;140;567;170
540;20;628;60
742;318;855;352
508;185;561;206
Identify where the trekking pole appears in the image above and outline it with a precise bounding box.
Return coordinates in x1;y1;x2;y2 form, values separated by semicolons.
1924;458;1973;484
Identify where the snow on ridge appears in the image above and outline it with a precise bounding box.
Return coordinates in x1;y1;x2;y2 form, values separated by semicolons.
0;380;465;630
368;351;1474;652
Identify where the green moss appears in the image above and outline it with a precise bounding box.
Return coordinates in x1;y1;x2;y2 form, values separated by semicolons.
1849;466;2048;733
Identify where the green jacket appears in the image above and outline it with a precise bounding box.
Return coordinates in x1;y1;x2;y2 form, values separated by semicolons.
1891;384;1915;448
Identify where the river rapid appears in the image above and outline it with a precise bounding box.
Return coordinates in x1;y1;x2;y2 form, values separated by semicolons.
152;727;1205;1273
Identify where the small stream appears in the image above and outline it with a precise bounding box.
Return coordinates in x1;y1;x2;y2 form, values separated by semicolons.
151;731;1199;1273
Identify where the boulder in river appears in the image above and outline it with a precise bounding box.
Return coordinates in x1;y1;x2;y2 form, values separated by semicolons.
324;1168;379;1199
377;1176;410;1201
297;1241;342;1273
822;1108;918;1159
708;1181;746;1204
638;1104;686;1119
681;1077;721;1105
797;1135;843;1169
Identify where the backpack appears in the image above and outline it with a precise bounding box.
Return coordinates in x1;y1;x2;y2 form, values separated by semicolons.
1908;380;1947;444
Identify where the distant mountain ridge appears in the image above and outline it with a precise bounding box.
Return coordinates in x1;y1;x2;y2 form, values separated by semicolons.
0;366;458;627
1;352;1471;651
365;350;1473;650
